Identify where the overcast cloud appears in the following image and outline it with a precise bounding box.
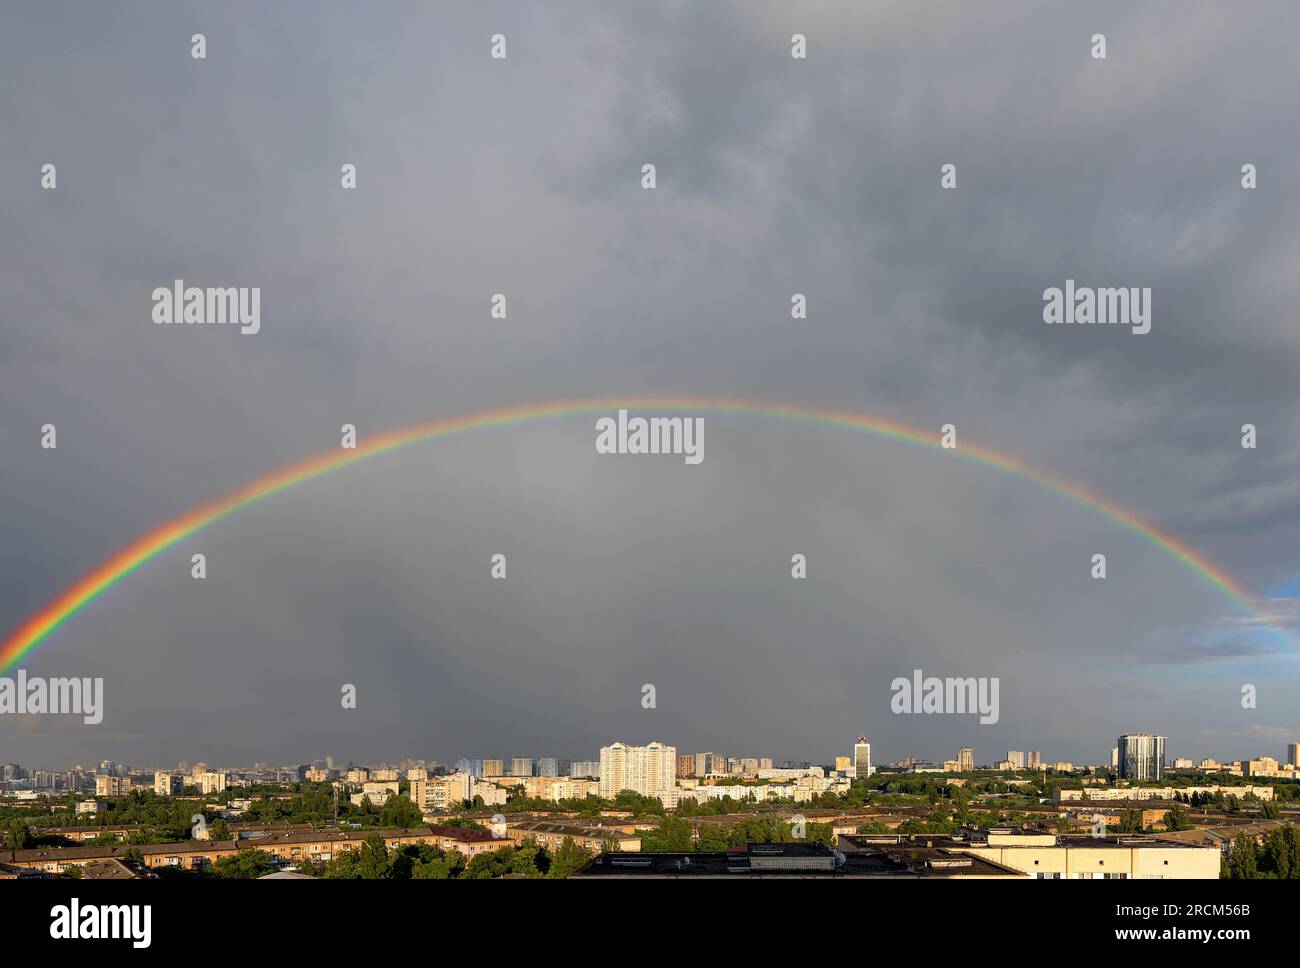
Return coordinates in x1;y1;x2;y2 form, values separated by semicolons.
1;0;1297;770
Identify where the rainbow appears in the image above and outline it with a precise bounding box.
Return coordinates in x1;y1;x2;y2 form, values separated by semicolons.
0;396;1287;673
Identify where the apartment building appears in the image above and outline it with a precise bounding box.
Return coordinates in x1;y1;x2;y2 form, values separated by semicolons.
509;758;534;778
536;758;559;778
599;741;676;800
153;772;182;796
1118;733;1166;781
94;775;131;797
505;819;641;853
197;771;228;795
465;779;506;806
694;752;724;777
253;826;503;862
4;840;240;874
359;780;400;805
1055;785;1275;802
427;772;472;811
520;776;600;802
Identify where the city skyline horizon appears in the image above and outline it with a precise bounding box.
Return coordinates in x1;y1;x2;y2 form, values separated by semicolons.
10;733;1298;778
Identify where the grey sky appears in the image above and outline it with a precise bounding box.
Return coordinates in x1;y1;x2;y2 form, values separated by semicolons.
1;1;1297;771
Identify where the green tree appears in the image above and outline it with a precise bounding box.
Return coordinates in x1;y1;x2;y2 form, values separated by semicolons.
1231;833;1258;879
1164;804;1192;832
1116;809;1142;834
322;848;361;879
379;793;423;829
925;808;955;834
213;849;277;879
509;837;545;878
356;832;391;879
6;819;31;850
641;813;693;852
388;843;439;879
547;837;592;879
412;857;453;879
463;845;514;879
1259;825;1300;879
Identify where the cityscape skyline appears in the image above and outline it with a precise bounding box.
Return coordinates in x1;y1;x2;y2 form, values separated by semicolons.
6;733;1300;781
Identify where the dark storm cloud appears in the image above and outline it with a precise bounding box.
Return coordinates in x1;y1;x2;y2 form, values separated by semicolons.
1;0;1296;770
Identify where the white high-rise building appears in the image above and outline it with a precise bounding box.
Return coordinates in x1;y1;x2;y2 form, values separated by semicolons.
599;741;676;800
1118;733;1166;781
510;758;534;778
853;737;873;778
197;771;227;795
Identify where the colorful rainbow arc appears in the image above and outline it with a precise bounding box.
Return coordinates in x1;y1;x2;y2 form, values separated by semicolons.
0;396;1288;673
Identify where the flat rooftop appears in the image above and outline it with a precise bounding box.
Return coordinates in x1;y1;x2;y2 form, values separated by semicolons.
575;842;1024;878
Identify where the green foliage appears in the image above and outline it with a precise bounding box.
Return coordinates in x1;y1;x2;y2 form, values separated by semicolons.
1258;825;1300;878
6;819;31;850
1220;826;1300;880
1230;833;1258;879
412;857;454;879
356;833;392;879
547;836;592;879
378;793;424;830
1115;809;1143;834
1163;804;1192;832
463;845;517;879
639;814;694;852
213;849;277;879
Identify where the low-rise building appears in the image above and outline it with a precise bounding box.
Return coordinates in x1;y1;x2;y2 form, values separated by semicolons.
1055;785;1274;803
576;841;1026;879
959;829;1220;879
505;819;640;853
